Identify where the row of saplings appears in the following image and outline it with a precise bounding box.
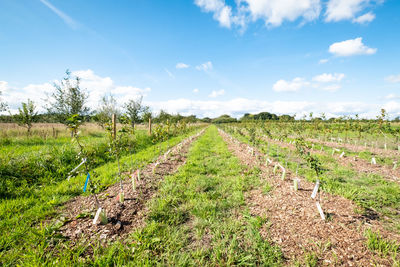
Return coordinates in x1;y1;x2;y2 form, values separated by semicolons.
66;114;190;225
222;126;327;220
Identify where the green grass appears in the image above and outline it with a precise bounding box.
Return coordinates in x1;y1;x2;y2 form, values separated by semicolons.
0;128;202;265
1;125;282;266
93;125;282;266
365;229;399;257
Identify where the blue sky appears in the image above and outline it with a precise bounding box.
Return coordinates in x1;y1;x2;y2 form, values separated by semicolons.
1;0;400;118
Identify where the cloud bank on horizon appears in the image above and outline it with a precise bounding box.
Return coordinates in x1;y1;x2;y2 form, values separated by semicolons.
2;68;400;119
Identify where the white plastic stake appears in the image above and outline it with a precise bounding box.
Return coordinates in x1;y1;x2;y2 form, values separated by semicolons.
100;210;108;224
132;174;136;191
384;143;387;150
371;157;376;165
279;165;286;180
93;207;102;225
316;202;325;220
293;178;299;191
273;164;278;175
311;180;320;199
339;152;345;158
119;191;124;203
67;158;87;180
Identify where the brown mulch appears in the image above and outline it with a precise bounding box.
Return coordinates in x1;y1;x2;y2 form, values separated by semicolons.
307;138;399;158
219;129;399;266
57;130;204;245
263;136;400;185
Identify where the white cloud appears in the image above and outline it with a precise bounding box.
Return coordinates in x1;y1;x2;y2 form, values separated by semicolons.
164;68;175;79
195;0;232;28
322;84;342;92
329;37;377;57
39;0;79;29
325;0;369;22
353;12;375;24
196;61;213;71
2;69;151;114
385;74;400;83
384;94;400;100
195;0;381;30
0;81;8;92
243;0;321;26
193;88;199;93
312;73;345;83
209;89;225;98
273;77;309;92
176;63;190;69
319;59;329;64
195;0;321;29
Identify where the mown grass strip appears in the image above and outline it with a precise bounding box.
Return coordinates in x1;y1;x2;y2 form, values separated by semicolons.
0;128;202;265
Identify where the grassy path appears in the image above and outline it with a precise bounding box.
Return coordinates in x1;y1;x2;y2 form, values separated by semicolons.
103;125;282;265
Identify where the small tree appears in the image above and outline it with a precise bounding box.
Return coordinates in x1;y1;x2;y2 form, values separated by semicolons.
94;94;119;128
124;96;143;131
47;70;89;125
0;90;7;112
142;106;152;123
14;99;38;135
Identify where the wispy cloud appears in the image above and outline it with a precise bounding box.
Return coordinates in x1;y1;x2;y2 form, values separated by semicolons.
39;0;79;29
196;61;213;71
164;68;175;79
209;89;225;98
176;63;190;69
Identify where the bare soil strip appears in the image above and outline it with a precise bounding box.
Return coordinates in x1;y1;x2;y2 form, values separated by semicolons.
219;129;396;266
307;138;399;158
265;136;400;184
58;129;205;244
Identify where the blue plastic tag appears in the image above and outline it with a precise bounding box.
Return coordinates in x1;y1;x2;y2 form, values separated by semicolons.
83;172;90;192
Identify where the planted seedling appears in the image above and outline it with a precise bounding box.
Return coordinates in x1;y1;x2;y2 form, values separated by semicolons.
67;115;103;218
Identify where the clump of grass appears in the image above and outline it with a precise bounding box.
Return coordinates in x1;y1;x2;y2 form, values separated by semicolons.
365;229;399;257
262;183;273;195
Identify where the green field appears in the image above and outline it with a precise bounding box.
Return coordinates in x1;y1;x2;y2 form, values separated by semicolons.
1;122;400;266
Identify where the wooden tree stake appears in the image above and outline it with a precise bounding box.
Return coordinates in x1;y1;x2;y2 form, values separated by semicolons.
148;118;152;135
112;113;117;139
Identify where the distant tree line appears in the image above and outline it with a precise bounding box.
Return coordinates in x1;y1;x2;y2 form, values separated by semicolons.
1;70;399;131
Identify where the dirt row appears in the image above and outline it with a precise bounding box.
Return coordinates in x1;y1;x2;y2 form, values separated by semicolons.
219;128;398;266
57;129;205;244
261;135;400;185
307;137;400;158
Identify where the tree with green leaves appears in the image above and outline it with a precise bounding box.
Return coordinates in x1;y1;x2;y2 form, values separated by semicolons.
46;70;89;124
124;96;144;130
142;105;152;124
94;94;119;128
0;90;7;112
14;99;38;135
